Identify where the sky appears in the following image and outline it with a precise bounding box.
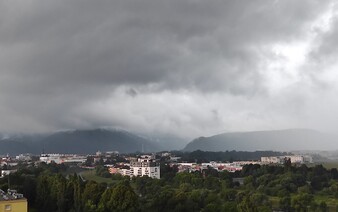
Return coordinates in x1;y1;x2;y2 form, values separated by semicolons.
1;0;338;140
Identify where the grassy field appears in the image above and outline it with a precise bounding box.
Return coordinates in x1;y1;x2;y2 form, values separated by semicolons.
80;169;118;185
61;166;87;175
320;162;338;170
314;195;338;212
270;195;338;211
269;196;280;209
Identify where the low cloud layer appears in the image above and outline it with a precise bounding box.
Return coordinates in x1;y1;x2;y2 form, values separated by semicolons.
1;0;338;139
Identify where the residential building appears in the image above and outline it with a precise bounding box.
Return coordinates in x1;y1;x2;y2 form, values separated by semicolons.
0;189;27;212
261;155;312;164
130;155;160;179
0;170;17;178
39;154;86;164
261;156;284;164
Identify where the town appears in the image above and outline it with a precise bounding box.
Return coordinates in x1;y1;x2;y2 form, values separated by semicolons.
0;151;314;179
1;150;335;212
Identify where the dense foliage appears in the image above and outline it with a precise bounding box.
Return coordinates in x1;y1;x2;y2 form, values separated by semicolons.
1;162;338;211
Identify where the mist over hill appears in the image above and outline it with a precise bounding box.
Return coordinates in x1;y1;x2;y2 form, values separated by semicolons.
183;129;338;152
2;128;336;155
0;129;162;155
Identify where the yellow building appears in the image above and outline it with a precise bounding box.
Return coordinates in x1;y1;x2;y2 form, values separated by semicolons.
0;199;27;212
0;189;27;212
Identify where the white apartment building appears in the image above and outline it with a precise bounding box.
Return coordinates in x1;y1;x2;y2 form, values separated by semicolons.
40;154;86;164
286;155;304;163
130;155;160;179
0;170;17;178
40;154;63;164
261;155;312;164
261;156;284;164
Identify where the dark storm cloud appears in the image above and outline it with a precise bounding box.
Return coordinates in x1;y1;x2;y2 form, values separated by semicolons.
0;0;335;137
0;0;327;90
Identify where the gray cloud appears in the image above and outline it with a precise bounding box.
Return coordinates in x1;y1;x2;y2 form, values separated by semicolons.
0;0;337;139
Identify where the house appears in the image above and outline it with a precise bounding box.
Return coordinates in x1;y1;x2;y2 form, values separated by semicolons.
0;189;27;212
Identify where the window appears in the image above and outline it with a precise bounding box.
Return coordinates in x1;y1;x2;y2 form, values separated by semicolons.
5;204;11;211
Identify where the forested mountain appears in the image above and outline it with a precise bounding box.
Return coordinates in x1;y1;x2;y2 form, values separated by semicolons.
184;129;338;152
0;129;161;155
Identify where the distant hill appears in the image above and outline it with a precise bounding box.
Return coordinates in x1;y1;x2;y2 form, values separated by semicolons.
0;129;162;155
183;129;338;152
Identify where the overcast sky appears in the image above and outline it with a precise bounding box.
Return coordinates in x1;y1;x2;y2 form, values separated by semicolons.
1;0;338;139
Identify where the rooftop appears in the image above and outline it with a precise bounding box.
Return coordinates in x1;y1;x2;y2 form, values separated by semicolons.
0;189;25;201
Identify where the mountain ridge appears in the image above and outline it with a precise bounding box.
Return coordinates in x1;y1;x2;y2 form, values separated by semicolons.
183;129;338;152
0;128;162;155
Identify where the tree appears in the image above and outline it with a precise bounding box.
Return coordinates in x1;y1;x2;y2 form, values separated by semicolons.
95;165;111;178
36;175;57;211
291;193;314;211
237;192;270;212
84;156;94;166
99;180;139;212
150;186;176;211
279;195;291;211
82;181;105;210
319;201;327;212
284;158;292;170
